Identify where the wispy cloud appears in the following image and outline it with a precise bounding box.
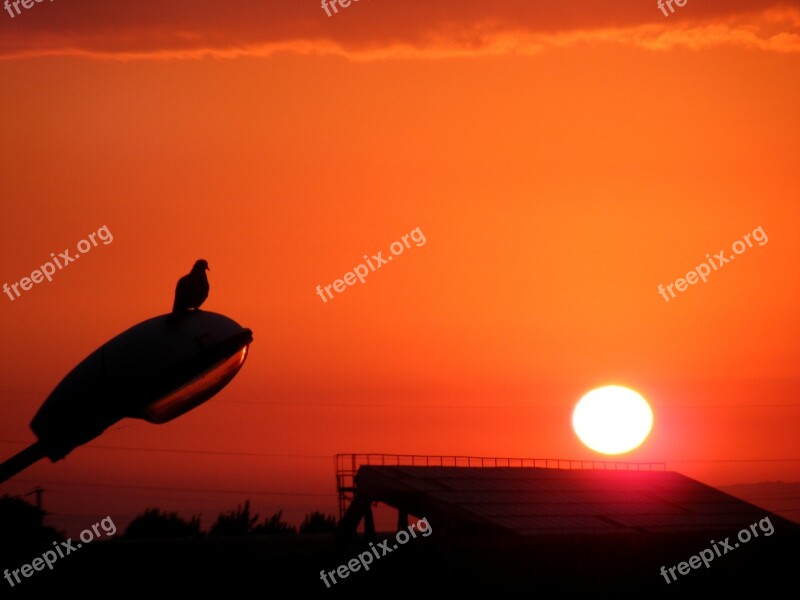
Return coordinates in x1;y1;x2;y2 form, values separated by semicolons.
1;0;798;60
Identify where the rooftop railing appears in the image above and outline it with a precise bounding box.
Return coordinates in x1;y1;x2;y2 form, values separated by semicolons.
335;453;667;518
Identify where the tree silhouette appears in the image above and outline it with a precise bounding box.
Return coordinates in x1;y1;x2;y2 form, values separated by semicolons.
251;509;296;535
0;493;64;545
124;508;202;539
208;501;302;535
298;510;337;534
208;500;259;535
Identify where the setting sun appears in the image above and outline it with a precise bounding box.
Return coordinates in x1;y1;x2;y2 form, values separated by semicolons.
572;385;654;455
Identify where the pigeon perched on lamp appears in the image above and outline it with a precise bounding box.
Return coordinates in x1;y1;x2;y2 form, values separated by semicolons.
172;259;210;314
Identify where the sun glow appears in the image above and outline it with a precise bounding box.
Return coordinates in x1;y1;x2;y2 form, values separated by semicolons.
572;385;653;455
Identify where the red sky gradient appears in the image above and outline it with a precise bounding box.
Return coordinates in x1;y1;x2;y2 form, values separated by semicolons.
1;1;799;535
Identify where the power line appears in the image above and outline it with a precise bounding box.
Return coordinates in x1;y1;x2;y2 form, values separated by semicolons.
3;389;800;409
7;478;335;497
0;440;330;459
83;444;331;459
742;496;800;501
216;401;800;409
1;440;798;463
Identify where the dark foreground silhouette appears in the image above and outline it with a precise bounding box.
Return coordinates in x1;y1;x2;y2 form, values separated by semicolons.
2;524;797;597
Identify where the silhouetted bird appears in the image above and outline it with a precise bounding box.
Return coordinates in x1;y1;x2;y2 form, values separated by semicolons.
172;259;210;314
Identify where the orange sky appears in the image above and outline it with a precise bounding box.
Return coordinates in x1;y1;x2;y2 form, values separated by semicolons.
1;1;799;535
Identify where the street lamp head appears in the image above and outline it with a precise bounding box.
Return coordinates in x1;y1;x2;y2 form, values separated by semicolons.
0;311;252;479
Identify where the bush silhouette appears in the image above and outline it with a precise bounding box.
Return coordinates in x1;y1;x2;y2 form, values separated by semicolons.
251;509;296;535
124;508;202;539
209;500;259;536
298;511;337;534
209;501;299;535
0;493;64;545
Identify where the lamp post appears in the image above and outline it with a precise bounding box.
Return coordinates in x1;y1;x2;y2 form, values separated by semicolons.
0;311;253;483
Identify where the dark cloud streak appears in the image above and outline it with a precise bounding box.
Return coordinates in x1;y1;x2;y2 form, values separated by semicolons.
0;0;798;59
